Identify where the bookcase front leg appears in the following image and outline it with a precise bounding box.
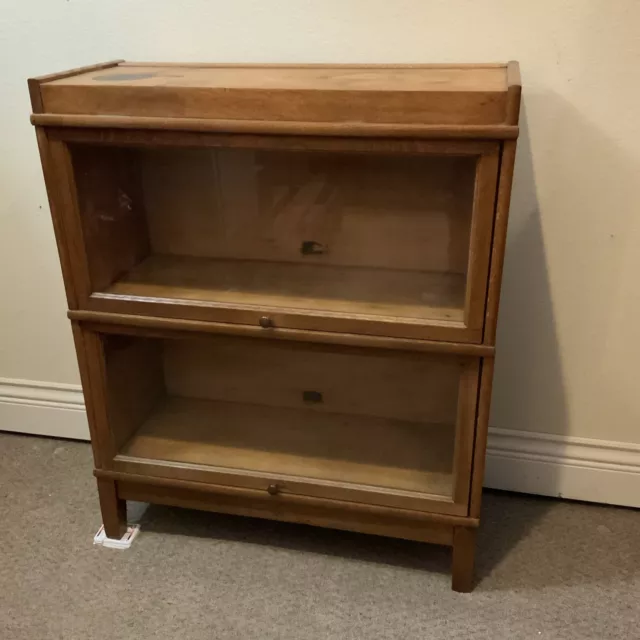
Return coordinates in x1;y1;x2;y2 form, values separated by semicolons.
451;526;477;592
97;477;127;539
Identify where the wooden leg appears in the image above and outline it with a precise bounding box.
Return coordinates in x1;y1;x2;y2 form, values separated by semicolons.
451;526;477;592
97;477;127;539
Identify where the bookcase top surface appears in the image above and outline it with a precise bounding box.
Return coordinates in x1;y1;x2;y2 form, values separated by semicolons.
30;61;520;132
50;63;509;92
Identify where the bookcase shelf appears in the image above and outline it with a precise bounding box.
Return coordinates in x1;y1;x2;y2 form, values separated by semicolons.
118;397;456;501
104;254;467;323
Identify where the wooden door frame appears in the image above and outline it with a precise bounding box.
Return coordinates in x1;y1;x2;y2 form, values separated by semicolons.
45;128;500;344
76;321;481;517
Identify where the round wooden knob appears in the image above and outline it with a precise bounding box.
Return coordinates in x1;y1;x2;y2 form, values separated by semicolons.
267;483;279;496
259;316;273;328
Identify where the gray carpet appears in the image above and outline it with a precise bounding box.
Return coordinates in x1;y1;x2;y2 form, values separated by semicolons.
0;432;638;639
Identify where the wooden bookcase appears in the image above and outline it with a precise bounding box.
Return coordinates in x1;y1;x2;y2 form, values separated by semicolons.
29;61;520;591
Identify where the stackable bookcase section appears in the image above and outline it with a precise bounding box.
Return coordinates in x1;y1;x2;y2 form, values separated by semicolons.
30;61;520;592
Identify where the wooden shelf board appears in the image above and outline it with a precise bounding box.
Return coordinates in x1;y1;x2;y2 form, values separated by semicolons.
119;396;455;497
105;254;466;323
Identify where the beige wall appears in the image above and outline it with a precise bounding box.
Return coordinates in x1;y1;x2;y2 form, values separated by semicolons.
2;1;640;445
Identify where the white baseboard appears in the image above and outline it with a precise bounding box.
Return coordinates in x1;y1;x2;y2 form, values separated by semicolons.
1;378;639;508
486;427;640;508
0;377;89;440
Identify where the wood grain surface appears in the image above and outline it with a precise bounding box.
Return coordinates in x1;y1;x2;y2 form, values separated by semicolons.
37;63;512;126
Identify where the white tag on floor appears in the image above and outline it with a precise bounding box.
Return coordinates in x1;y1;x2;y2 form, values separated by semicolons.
93;524;141;549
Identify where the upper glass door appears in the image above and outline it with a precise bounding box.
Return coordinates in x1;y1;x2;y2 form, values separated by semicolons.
62;135;499;343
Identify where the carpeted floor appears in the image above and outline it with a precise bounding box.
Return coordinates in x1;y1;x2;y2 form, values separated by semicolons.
0;432;638;639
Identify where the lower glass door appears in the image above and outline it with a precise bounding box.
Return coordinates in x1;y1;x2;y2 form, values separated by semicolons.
98;330;479;514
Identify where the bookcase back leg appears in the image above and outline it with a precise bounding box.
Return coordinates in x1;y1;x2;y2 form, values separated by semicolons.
97;477;127;539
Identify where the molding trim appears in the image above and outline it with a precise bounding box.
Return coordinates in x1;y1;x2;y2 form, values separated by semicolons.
1;378;639;507
486;427;640;508
0;377;89;440
0;377;84;410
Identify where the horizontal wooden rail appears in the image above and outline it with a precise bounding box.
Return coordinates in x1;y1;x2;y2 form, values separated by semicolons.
31;113;519;139
68;309;495;356
95;468;480;528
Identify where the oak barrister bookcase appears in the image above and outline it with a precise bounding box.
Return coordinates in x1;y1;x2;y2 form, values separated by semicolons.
29;60;520;591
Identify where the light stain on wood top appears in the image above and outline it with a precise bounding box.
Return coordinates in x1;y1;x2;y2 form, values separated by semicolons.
49;64;509;92
36;62;516;126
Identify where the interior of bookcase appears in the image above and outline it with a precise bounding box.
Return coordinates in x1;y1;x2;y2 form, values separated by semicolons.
71;144;477;323
105;333;464;498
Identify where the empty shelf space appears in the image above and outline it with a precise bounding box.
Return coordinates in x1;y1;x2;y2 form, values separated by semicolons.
105;254;466;322
119;397;455;497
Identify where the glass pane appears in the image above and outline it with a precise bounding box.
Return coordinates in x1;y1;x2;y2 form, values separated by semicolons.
71;144;476;325
106;334;465;501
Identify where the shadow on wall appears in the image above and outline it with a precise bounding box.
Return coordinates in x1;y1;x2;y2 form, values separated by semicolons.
480;93;568;580
489;78;640;463
489;91;568;458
